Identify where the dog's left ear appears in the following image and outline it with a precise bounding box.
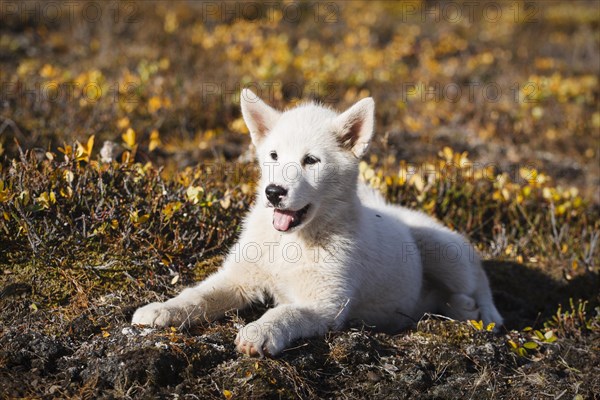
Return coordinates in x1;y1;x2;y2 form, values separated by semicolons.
240;89;281;147
335;98;375;158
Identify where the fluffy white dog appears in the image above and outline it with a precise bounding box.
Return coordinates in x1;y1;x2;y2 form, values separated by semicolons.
132;90;503;357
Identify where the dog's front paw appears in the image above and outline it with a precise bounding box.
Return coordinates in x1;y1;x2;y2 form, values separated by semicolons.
234;322;285;358
132;302;176;327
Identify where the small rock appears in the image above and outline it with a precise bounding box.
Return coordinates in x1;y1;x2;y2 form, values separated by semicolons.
367;370;382;382
48;385;61;395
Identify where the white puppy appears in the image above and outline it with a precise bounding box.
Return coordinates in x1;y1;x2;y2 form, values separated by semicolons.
132;90;503;356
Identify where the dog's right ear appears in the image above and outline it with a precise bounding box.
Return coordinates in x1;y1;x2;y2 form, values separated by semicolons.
335;97;375;158
240;89;281;147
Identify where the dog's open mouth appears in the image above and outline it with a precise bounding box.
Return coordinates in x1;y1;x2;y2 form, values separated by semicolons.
272;204;310;232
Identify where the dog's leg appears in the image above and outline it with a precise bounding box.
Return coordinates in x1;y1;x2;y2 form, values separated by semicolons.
132;261;264;328
471;266;503;327
426;257;503;327
235;303;344;357
412;226;503;327
439;293;479;321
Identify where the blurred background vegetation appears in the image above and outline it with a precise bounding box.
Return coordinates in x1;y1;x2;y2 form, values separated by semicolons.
0;1;599;398
0;1;598;197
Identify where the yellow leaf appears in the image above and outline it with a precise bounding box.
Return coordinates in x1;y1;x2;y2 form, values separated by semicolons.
129;210;149;225
220;196;231;209
63;170;74;184
534;330;545;340
87;135;95;156
542;187;552;199
164;11;178;33
60;186;73;198
531;106;544;120
519;167;538;183
162;201;182;220
0;180;11;202
19;190;30;206
58;144;73;157
223;389;233;399
516;194;524;204
440;146;453;162
121;151;131;164
40;64;55;78
410;174;424;192
507;339;518;349
545;335;557;343
36;192;56;209
523;341;538;350
241;183;254;195
149;129;161;151
456;151;470;168
159;58;170;70
75;136;94;162
75;141;86;160
485;322;496;332
102;331;110;338
117;117;130;130
122;128;137;148
186;186;204;204
148;96;162;113
567;187;579;198
229;117;249;134
423;200;436;212
470;320;483;331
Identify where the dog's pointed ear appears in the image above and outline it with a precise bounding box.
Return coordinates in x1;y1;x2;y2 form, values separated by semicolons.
335;97;375;158
240;89;281;146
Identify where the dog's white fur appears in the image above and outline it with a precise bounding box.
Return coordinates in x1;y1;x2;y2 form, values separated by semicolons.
132;90;503;356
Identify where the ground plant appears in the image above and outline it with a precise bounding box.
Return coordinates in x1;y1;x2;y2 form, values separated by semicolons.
0;1;598;399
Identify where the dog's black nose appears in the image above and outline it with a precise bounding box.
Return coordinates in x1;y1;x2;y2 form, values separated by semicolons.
265;184;287;206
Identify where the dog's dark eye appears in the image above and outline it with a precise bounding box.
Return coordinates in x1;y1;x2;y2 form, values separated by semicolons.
303;155;320;166
270;151;278;161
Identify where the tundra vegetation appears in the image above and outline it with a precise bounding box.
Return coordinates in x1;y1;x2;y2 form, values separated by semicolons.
0;2;598;399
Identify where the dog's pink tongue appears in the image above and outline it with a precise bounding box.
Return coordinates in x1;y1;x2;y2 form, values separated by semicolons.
273;209;294;232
